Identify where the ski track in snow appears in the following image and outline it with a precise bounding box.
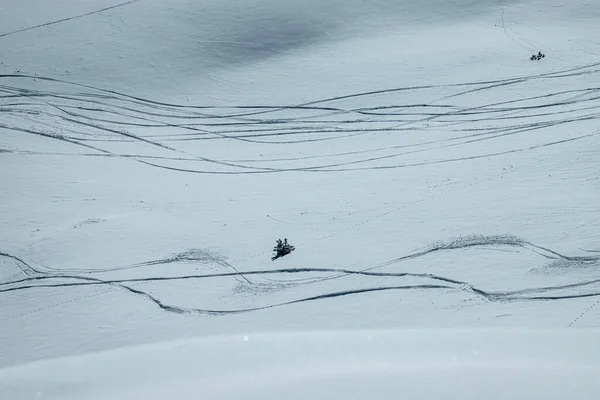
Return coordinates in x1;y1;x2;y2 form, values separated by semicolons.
2;235;600;317
1;62;600;174
0;1;141;39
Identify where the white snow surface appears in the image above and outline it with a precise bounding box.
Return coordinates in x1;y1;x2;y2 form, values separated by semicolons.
1;0;600;392
2;330;600;400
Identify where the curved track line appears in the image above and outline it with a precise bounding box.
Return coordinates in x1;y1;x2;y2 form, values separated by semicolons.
2;236;599;316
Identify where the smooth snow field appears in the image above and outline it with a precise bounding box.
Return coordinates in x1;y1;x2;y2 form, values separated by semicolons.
1;0;600;397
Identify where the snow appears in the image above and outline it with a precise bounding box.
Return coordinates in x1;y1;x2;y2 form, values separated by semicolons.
2;330;600;400
1;0;600;395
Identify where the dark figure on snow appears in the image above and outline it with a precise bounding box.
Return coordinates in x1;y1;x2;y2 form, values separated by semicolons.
272;238;295;261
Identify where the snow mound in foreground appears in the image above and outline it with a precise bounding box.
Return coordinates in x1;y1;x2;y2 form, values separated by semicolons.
1;330;600;400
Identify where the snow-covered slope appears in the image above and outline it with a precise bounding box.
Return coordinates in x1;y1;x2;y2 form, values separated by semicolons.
1;0;600;373
2;330;600;400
